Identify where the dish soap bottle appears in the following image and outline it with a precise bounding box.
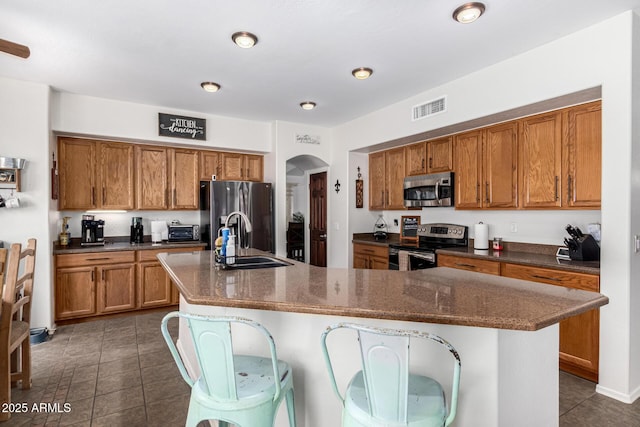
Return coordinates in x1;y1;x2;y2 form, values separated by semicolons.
225;234;236;265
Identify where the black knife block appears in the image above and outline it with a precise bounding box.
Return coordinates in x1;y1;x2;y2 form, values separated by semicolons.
568;234;600;261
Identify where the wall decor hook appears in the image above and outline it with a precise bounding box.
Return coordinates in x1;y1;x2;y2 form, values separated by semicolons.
335;180;341;193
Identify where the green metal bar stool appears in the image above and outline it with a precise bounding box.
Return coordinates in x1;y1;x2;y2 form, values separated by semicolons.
161;311;296;427
321;322;461;427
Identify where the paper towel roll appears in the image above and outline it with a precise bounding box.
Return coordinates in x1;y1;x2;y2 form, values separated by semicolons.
474;222;489;250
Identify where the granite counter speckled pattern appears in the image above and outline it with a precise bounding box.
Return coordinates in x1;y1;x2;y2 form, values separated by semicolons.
158;248;608;331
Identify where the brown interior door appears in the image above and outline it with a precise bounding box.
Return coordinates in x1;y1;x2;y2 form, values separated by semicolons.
309;172;327;267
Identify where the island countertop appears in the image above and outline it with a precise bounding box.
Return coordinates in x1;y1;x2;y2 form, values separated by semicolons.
158;249;608;331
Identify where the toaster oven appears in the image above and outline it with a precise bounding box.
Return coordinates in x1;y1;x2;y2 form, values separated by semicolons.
167;224;200;242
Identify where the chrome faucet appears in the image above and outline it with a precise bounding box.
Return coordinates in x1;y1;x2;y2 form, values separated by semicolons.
224;211;253;248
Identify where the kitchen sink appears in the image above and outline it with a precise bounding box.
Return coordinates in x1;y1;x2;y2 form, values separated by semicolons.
222;255;292;270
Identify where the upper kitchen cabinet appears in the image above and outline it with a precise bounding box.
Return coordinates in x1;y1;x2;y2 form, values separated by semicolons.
405;137;453;177
369;147;406;210
199;150;221;181
454;123;517;209
427;136;453;173
136;146;199;210
58;137;134;210
220;152;264;182
454;129;483;209
169;148;199;209
563;101;602;208
135;145;169;210
405;142;426;176
519;111;563;208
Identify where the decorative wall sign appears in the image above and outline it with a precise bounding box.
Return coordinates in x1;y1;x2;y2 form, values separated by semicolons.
159;113;206;140
400;215;420;244
295;134;321;145
355;167;363;208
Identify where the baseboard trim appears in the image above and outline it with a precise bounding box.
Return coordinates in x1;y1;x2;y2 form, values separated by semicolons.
595;383;640;404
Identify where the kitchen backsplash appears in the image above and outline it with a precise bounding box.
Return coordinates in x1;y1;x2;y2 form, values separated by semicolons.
58;211;200;239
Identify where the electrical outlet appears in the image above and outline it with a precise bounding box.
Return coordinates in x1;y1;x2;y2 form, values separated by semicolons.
510;223;518;233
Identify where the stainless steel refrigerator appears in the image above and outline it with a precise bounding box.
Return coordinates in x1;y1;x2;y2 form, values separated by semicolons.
200;181;274;252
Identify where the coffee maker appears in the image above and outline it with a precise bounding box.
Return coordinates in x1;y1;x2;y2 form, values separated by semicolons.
81;215;105;246
130;217;144;244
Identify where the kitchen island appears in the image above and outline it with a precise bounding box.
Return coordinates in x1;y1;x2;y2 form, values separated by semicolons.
158;249;608;427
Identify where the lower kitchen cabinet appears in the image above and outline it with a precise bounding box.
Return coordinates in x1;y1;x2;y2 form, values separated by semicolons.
353;243;388;270
55;246;202;322
501;263;600;381
55;251;136;320
439;253;601;381
136;247;202;308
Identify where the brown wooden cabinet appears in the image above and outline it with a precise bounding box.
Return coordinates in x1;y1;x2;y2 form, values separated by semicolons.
439;252;601;381
519;111;563;208
58;137;135;210
353;243;388;270
220;152;264;182
563;101;602;208
405;142;427;176
454;123;517;209
427;137;453;173
454;129;483;209
368;147;406;210
55;247;202;322
170;148;199;209
55;251;136;320
437;254;500;275
501;263;600;381
135;145;169;209
199;150;222;181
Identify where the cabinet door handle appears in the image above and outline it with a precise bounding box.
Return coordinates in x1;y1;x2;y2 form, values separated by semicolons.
567;175;572;203
87;257;111;261
429;158;433;169
91;270;95;282
485;182;489;203
102;270;105;281
422;158;425;169
173;189;177;206
476;184;480;202
555;176;559;201
532;274;561;282
381;191;384;205
102;187;106;205
246;168;250;178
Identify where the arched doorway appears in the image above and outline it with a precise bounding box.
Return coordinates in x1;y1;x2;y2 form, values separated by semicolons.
285;155;328;264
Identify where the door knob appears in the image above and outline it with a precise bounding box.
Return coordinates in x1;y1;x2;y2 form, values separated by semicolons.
320;234;327;238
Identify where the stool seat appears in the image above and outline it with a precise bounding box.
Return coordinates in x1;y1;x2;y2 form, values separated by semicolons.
345;371;447;426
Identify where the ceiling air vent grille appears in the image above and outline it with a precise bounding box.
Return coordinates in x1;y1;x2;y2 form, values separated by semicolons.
412;96;447;121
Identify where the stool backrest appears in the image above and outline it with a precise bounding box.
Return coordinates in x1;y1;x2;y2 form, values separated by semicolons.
321;322;461;425
1;239;37;331
161;312;284;402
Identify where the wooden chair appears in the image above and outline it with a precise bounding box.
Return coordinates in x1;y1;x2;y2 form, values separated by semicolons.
0;238;36;421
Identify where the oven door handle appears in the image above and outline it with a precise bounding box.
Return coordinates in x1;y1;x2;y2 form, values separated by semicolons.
407;251;434;261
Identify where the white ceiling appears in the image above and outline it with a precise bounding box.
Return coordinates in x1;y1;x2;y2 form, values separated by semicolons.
2;1;639;127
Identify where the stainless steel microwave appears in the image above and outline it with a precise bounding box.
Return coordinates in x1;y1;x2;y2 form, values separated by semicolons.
168;224;200;242
403;172;454;207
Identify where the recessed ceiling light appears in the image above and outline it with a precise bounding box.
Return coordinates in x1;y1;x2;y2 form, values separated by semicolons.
232;31;258;48
352;67;373;80
453;2;485;24
300;102;316;110
200;82;221;92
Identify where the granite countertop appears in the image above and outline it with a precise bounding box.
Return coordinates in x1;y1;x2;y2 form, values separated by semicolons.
53;237;206;255
352;233;600;275
158;248;608;331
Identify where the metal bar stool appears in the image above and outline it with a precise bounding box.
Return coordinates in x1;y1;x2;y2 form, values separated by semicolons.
161;311;297;427
321;322;461;427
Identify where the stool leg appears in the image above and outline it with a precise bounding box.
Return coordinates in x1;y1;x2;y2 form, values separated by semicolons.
21;340;31;389
286;387;296;426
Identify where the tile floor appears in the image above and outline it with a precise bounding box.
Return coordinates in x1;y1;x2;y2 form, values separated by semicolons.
2;310;639;426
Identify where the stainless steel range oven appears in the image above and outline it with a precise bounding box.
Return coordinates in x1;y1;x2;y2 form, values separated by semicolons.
388;223;468;270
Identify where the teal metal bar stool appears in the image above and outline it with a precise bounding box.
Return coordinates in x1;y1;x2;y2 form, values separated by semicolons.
161;312;296;427
321;323;461;427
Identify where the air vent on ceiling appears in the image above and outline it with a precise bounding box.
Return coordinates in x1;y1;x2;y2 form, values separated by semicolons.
412;96;447;121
